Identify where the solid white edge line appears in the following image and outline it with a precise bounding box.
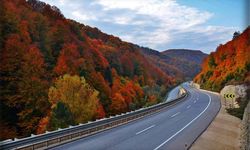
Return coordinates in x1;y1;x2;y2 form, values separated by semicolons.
136;125;155;135
171;112;181;118
153;92;211;150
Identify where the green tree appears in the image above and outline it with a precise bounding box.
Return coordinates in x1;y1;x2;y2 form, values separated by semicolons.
245;62;250;71
225;73;234;82
49;102;74;130
205;70;213;79
233;31;240;39
208;55;217;68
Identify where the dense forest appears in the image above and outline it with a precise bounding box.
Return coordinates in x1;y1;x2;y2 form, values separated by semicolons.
162;49;207;79
194;27;250;92
0;0;176;140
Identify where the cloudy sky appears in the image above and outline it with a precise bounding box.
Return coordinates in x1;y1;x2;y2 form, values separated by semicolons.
41;0;247;53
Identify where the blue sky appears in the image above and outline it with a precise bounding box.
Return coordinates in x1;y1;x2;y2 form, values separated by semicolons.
41;0;247;54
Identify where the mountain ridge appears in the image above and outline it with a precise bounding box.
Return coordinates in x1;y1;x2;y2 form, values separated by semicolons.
139;47;208;81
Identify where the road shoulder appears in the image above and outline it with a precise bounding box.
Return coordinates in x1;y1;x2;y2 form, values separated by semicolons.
190;91;241;150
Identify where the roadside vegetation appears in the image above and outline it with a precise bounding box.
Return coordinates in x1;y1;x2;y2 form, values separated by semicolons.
194;28;250;119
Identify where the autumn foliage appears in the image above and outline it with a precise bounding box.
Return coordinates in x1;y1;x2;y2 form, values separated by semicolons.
48;74;100;129
0;0;174;140
194;27;250;91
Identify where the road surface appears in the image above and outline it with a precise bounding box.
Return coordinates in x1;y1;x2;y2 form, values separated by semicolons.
51;83;221;150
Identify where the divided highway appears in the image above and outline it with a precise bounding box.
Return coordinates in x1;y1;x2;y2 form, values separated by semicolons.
51;83;221;150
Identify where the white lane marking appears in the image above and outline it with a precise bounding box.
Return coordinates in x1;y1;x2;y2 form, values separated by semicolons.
197;98;198;100
171;112;180;118
136;125;155;135
186;105;191;109
154;93;211;150
194;100;196;103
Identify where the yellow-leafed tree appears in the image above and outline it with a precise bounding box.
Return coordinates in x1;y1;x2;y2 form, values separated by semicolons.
48;74;99;128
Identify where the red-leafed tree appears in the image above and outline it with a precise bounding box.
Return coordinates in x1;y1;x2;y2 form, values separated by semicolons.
88;72;111;111
109;93;127;115
0;34;25;139
54;43;84;75
95;102;106;119
36;116;49;134
17;45;49;135
194;27;250;91
0;36;49;138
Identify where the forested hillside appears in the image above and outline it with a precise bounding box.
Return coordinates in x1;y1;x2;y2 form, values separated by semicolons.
0;0;174;140
194;27;250;91
163;49;207;79
163;49;207;67
140;48;207;81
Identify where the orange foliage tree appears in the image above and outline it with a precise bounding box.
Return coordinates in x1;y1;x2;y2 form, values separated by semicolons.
194;27;250;91
54;43;84;75
110;93;127;115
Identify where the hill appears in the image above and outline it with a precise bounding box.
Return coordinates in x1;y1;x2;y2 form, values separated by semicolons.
140;48;207;81
162;49;207;64
194;27;250;91
0;0;174;140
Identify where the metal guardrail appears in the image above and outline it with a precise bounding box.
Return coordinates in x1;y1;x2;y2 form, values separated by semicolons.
0;89;187;150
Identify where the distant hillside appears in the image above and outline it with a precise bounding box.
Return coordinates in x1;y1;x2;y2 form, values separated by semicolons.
194;27;250;91
0;0;174;140
140;48;207;81
162;49;207;64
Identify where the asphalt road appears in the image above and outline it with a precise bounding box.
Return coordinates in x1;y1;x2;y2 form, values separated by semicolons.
51;83;221;150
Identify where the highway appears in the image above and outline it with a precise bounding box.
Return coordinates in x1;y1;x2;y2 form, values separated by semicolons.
51;83;221;150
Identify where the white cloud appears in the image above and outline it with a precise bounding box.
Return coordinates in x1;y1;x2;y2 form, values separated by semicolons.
92;0;144;11
94;0;213;27
41;0;238;53
90;0;215;47
58;0;67;6
72;11;96;21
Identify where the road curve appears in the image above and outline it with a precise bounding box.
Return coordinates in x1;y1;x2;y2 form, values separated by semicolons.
51;83;221;150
